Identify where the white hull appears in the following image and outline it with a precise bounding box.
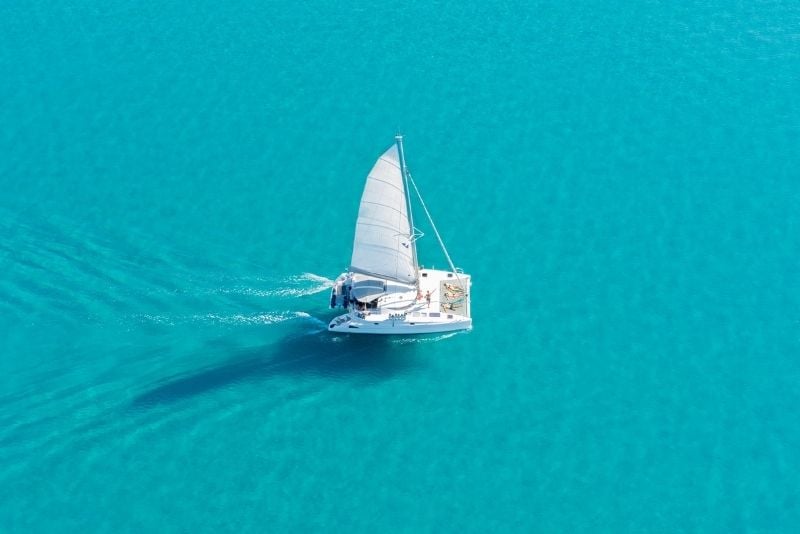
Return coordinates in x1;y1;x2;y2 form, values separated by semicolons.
329;268;471;335
329;311;471;335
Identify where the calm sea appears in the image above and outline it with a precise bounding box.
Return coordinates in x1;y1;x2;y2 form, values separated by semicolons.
1;1;799;531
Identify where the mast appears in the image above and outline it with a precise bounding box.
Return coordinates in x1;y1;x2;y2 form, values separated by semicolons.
395;134;419;282
406;167;465;289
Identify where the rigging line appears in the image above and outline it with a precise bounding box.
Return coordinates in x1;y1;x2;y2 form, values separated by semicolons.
406;170;465;290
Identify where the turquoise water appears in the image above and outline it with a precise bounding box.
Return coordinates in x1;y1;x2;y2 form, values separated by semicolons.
1;1;799;531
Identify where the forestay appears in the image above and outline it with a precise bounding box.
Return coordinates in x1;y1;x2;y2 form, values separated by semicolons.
349;144;417;284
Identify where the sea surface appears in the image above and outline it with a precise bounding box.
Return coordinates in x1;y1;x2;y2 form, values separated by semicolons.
1;1;799;531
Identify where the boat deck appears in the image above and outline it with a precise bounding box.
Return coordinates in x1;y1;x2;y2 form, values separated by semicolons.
328;268;471;334
417;268;470;317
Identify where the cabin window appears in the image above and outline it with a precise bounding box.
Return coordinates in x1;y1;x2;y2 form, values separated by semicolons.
430;312;440;317
422;273;428;277
447;315;453;319
447;273;453;278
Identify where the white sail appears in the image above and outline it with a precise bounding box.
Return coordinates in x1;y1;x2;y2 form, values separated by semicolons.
349;144;417;284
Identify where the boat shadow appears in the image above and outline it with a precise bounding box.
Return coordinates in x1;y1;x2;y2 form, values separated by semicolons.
130;325;422;409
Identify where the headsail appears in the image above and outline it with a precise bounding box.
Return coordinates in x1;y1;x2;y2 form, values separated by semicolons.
349;144;417;284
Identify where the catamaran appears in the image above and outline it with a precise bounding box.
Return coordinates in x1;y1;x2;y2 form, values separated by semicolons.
328;135;472;334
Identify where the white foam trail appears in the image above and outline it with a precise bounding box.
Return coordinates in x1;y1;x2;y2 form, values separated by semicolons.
134;310;317;326
280;272;334;296
266;286;330;298
194;312;301;325
134;274;336;328
295;272;334;284
295;311;328;329
214;272;334;299
215;287;277;297
391;331;464;345
136;314;177;325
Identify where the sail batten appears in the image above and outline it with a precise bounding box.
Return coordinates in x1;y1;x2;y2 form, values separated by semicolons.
349;144;417;284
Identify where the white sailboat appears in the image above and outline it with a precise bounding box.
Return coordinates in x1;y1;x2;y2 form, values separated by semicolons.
328;135;472;335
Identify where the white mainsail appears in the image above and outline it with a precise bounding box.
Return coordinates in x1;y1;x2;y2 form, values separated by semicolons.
349;144;417;284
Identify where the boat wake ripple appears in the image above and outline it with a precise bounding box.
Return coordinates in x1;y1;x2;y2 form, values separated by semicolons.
390;331;467;345
135;310;318;326
214;272;334;298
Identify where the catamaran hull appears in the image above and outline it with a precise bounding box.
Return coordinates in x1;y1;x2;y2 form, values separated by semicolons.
328;313;472;335
328;267;471;336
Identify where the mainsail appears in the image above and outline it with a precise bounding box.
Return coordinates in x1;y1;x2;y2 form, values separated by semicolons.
349;144;417;284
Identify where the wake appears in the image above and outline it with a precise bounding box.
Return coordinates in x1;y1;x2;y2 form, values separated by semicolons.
390;331;468;345
132;273;334;331
215;272;334;298
135;310;316;326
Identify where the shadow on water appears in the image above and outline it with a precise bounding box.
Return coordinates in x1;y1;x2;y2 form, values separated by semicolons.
130;324;422;409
